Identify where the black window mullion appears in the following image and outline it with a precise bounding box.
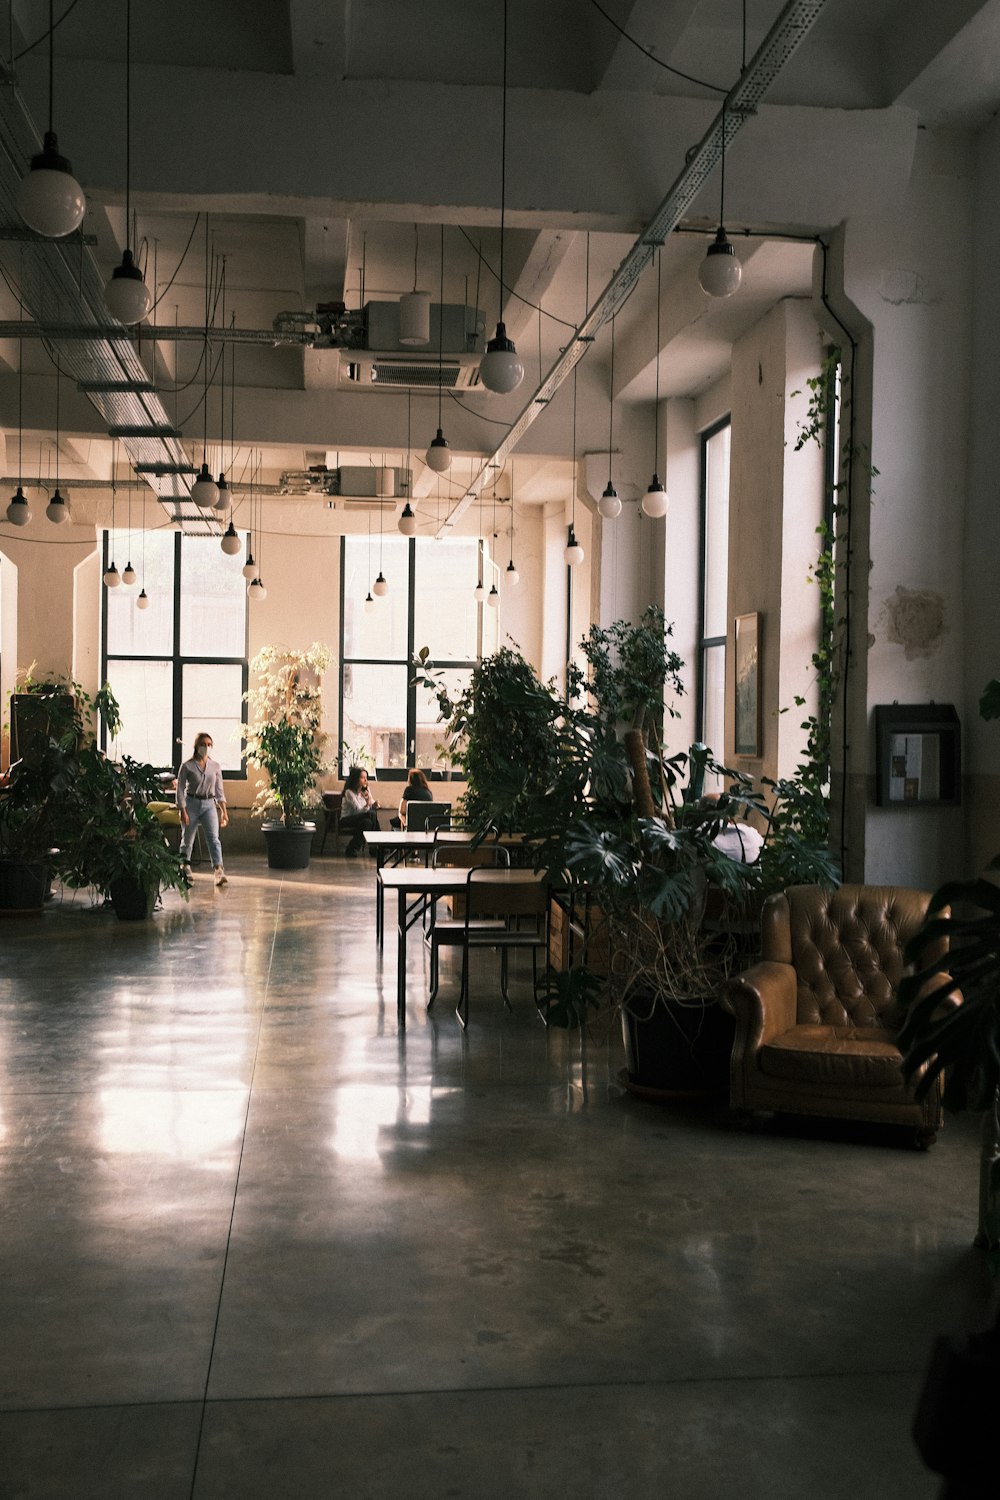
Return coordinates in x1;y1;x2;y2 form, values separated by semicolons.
405;537;417;762
171;532;183;769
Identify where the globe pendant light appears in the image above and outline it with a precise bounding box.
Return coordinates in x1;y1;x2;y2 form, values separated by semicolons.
191;461;218;509
506;462;519;584
7;487;31;525
221;521;241;555
214;473;231;512
425;225;452;471
398;501;417;535
599;480;621;519
17;4;85;239
564;363;585;566
249;577;267;603
564;526;584;567
242;549;258;580
473;578;486;604
642;248;669;520
103;561;121;588
487;583;500;608
599;315;622;518
363;590;375;613
505;559;519;586
373;571;388;597
698;105;742;299
479;0;523;394
136;587;150;610
399;226;430;345
106;249;152;325
121;560;136;585
45;487;69;524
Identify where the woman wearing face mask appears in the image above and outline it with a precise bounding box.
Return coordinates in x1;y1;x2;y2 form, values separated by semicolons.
176;732;229;886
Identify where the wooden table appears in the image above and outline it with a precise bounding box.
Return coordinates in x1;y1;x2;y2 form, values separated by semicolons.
377;866;547;1029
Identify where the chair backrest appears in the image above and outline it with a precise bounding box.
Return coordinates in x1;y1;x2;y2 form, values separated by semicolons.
408;801;450;831
762;883;934;1029
323;791;343;812
465;867;548;920
432;843;510;869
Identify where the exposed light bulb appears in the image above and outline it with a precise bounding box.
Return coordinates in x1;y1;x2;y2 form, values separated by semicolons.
220;522;241;555
136;587;150;610
425;428;451;473
121;561;137;585
373;571;388;597
103;562;121;588
479;322;524;394
505;559;519;586
564;528;584;566
105;249;152;324
363;590;375;613
473;579;485;603
398;501;417;535
190;462;219;509
641;475;669;519
399;290;431;346
16;132;86;238
6;487;31;525
598;480;622;520
242;552;258;580
249;577;267;602
213;475;231;512
698;228;743;298
487;584;500;608
45;488;69;524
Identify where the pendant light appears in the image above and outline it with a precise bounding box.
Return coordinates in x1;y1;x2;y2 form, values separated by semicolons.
363;590;375;614
563;367;584;566
599;314;622;519
121;460;136;581
486;477;500;606
103;439;120;586
242;457;258;577
220;520;241;555
248;452;266;598
699;104;742;299
479;0;524;394
213;281;233;510
191;220;219;509
642;249;669;519
249;576;267;603
7;309;31;525
136;494;149;608
46;360;70;524
506;459;519;585
425;225;452;472
373;462;388;595
105;1;152;323
473;490;486;601
136;588;149;610
399;225;430;346
17;0;86;238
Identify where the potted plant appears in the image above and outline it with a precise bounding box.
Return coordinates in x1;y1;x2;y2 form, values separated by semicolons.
244;642;332;869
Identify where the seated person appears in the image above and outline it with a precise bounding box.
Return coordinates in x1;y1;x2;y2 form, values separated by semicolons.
341;766;380;855
396;767;433;829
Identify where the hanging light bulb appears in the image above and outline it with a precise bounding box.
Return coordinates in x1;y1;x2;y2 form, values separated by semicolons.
214;474;231;512
642;475;669;519
121;560;136;585
249;577;267;602
487;583;500;608
505;558;519;586
363;590;375;613
425;427;451;473
45;487;70;524
17;131;86;239
564;527;584;566
191;462;219;509
397;501;417;535
242;550;258;580
480;323;524;394
6;487;31;525
473;578;486;604
136;587;150;610
103;561;121;588
106;249;152;324
373;571;388;597
699;227;742;298
599;480;622;520
221;521;241;555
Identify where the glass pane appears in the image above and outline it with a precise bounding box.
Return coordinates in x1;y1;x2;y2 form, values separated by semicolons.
701;643;727;789
342;535;409;660
179;535;247;658
342;663;408;771
181;663;245;772
703;424;731;638
105;527;175;655
105;658;174;767
415;668;471;772
413;539;481;661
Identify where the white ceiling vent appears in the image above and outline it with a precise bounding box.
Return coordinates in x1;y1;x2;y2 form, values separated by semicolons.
339;300;485;391
342;357;483;390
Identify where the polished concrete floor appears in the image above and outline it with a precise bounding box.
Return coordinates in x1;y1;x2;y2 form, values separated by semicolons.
0;854;992;1498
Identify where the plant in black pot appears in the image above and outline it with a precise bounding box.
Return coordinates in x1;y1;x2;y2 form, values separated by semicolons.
244;643;332;869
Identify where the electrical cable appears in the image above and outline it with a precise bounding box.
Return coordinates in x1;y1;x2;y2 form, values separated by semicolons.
587;0;729;93
12;0;83;63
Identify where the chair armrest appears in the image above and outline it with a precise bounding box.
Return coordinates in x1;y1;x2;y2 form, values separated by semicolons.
721;960;797;1041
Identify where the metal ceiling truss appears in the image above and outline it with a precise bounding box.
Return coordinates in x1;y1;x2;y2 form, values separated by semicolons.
435;0;829;533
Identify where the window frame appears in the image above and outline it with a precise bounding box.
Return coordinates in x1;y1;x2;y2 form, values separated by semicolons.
100;529;249;777
696;416;732;751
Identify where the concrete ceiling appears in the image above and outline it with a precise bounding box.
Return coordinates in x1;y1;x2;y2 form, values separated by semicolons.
1;0;998;506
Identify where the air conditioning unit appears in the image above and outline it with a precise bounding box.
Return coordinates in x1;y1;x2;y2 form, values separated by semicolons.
339;300;485;391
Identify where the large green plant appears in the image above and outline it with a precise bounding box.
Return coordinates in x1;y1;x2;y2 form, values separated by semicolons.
57;748;189;900
243;643;332;826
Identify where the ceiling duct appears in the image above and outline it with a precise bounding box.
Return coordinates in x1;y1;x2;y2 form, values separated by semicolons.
278;465;412;503
0;67;215;533
340;301;484;391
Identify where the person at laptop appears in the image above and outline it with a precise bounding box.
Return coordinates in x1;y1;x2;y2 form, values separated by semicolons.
397;767;433;829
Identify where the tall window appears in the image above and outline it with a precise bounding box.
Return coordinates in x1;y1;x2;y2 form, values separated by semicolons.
698;419;731;763
340;534;496;776
102;530;248;773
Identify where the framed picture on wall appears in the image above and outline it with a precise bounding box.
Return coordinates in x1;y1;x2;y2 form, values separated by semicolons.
734;612;761;757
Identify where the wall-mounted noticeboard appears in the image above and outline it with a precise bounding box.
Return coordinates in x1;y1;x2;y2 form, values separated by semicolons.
874;703;961;807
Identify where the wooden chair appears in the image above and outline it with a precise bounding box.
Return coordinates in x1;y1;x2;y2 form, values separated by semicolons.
427;843;510;1004
319;791;343;854
452;866;550;1029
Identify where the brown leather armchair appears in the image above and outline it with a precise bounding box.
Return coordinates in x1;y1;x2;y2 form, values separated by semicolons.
721;883;950;1143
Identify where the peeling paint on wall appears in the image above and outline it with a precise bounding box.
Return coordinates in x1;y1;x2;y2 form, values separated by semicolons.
880;268;940;306
881;585;946;659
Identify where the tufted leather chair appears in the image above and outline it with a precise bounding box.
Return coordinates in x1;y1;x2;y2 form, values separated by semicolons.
721;884;952;1142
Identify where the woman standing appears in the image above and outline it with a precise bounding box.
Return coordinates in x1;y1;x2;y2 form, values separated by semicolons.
177;732;229;885
341;766;380;855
